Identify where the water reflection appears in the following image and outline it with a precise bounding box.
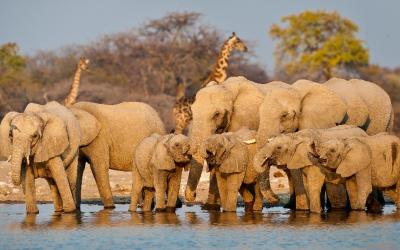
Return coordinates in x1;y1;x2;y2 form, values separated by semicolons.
14;205;400;230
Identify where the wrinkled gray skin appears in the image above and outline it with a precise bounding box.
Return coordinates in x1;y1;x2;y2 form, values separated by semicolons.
253;125;368;213
0;102;83;214
199;129;264;212
313;133;400;210
71;102;166;209
129;134;191;212
255;78;393;210
186;76;288;206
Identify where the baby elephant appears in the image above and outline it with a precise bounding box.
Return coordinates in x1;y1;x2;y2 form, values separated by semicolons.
200;129;262;212
313;133;400;210
129;134;191;212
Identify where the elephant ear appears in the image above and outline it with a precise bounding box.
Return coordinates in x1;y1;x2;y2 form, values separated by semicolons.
34;112;69;163
220;137;248;174
336;138;371;178
70;108;101;146
287;138;313;169
151;135;176;171
0;112;20;159
292;80;347;130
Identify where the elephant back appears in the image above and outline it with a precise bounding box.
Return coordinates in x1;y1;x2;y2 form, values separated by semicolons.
349;79;393;135
324;78;369;128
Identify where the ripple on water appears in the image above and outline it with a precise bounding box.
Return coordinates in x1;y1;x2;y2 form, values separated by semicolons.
0;204;399;249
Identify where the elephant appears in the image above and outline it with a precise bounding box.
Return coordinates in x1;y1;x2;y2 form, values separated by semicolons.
253;125;368;213
70;101;166;209
199;128;264;212
255;77;393;210
310;133;400;210
129;133;191;213
185;76;289;207
0;101;90;213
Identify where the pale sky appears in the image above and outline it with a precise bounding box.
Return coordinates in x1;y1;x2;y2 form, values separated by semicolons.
1;0;399;73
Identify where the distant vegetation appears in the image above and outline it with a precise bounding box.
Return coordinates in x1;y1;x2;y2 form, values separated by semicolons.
0;11;399;132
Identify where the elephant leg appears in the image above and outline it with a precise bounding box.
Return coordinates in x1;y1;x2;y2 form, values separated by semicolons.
46;178;63;213
239;185;254;212
65;154;83;210
166;168;183;212
155;171;167;212
129;167;143;212
253;183;263;212
223;173;243;212
88;151;114;209
291;169;309;210
326;183;348;210
284;169;295;209
142;189;154;212
303;167;324;213
396;179;400;208
346;178;359;209
355;169;372;210
185;160;202;202
205;171;221;207
47;157;76;213
23;165;39;214
258;168;279;205
214;171;227;209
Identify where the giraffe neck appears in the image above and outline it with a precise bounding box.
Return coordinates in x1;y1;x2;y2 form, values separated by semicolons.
176;82;186;101
205;41;234;85
64;66;82;107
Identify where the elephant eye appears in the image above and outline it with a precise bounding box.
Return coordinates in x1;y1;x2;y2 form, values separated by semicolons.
276;146;282;150
213;111;221;119
330;148;335;153
174;142;179;147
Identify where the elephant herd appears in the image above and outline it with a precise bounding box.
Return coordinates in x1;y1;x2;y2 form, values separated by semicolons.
0;76;397;215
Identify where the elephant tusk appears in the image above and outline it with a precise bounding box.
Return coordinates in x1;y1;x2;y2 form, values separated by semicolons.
267;138;274;142
6;155;11;163
243;138;256;144
203;159;209;172
25;155;30;166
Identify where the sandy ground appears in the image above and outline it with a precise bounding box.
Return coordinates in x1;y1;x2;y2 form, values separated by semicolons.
0;161;289;203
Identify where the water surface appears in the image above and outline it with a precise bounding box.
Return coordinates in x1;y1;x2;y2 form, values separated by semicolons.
0;204;399;249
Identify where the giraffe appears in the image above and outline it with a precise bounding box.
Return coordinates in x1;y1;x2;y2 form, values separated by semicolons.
172;32;247;134
202;32;247;87
64;57;90;107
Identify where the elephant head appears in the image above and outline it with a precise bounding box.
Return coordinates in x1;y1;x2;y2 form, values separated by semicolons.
200;134;248;174
151;134;192;171
0;111;69;185
253;134;315;173
256;80;347;149
313;138;371;178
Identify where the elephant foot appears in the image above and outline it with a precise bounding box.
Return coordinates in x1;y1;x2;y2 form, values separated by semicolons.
284;193;296;209
26;205;39;214
63;206;77;213
103;205;116;210
253;202;263;212
201;203;221;211
155;208;167;213
244;202;254;213
261;189;280;205
165;207;176;213
185;188;196;202
128;204;137;212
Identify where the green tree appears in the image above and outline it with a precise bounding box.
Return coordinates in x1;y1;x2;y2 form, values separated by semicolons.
0;43;26;77
270;10;369;81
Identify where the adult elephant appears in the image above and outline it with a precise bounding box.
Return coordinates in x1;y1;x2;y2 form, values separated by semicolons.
256;77;393;210
185;76;288;207
0;101;91;213
70;101;166;209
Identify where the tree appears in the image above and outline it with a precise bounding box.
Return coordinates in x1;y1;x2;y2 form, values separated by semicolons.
270;10;369;82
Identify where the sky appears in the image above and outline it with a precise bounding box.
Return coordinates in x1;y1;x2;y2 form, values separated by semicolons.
0;0;399;73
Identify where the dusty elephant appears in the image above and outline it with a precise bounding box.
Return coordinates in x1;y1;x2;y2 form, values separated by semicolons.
255;77;393;210
70;101;166;209
312;133;400;210
0;101;89;213
185;76;288;207
130;134;191;213
253;125;367;213
199;128;264;212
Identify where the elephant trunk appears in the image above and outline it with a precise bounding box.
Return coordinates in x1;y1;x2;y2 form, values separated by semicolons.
256;120;280;150
11;147;25;186
253;146;274;174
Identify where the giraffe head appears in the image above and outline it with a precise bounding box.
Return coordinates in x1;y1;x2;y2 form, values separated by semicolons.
228;32;247;52
78;57;90;71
